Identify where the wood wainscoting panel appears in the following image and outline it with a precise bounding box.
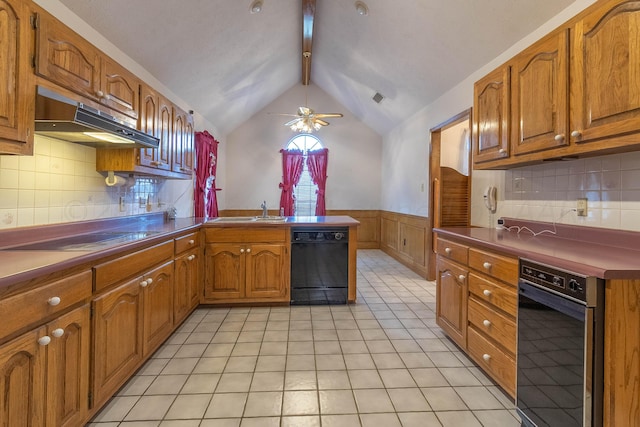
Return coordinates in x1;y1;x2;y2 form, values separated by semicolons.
380;211;430;278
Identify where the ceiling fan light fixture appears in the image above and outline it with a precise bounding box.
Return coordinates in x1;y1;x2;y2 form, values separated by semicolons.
249;0;263;14
355;1;369;16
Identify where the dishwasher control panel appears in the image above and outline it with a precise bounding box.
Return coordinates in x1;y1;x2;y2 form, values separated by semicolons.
292;228;348;243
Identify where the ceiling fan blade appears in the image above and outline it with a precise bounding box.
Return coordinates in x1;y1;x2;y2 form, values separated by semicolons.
314;113;343;118
314;119;330;126
268;113;300;117
284;118;302;127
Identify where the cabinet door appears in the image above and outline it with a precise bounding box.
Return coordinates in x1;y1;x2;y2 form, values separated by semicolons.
45;305;90;427
100;56;140;119
473;66;510;164
204;244;245;300
157;94;173;170
0;327;46;427
245;244;288;300
511;29;569;155
571;1;640;144
436;257;468;348
142;261;174;356
174;248;201;325
92;278;143;408
172;106;194;176
0;0;34;155
35;11;101;101
139;86;172;170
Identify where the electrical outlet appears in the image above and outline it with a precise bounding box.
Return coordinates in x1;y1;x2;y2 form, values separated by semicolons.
576;198;588;217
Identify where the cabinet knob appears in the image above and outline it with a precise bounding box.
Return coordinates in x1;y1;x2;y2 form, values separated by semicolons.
48;296;61;306
96;90;104;98
483;319;491;328
482;353;491;362
483;262;492;270
51;328;65;338
554;134;565;142
188;254;196;261
498;148;506;155
146;277;153;284
240;248;245;254
571;130;582;138
483;289;492;297
458;274;466;282
445;247;452;255
140;280;149;287
38;336;51;346
188;239;195;245
246;248;251;253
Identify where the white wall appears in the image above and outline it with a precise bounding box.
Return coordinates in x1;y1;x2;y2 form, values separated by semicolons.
382;0;599;224
225;83;382;211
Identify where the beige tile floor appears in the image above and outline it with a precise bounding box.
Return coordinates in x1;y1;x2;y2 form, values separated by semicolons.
88;249;520;427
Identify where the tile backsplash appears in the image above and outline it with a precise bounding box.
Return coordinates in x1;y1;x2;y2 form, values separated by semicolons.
498;150;640;231
0;136;193;229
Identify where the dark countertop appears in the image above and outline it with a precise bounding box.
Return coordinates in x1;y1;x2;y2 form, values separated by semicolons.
436;218;640;279
0;214;360;289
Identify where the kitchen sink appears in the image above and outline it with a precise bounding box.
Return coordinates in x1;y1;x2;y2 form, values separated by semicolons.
6;231;161;251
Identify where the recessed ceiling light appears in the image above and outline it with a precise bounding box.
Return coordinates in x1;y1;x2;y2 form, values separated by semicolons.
355;1;368;16
249;0;263;14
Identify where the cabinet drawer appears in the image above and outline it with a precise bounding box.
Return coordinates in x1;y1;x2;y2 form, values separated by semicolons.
94;241;173;291
468;297;516;354
175;232;200;254
205;227;287;243
468;273;517;317
0;270;92;341
436;237;468;265
469;248;518;284
467;327;516;398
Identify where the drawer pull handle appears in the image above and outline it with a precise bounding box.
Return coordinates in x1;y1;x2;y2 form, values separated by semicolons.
483;319;491;327
189;239;195;245
38;336;51;346
246;248;251;253
482;353;491;362
458;274;466;282
445;247;452;255
483;289;492;297
51;328;65;338
140;280;149;287
48;296;61;306
483;262;492;270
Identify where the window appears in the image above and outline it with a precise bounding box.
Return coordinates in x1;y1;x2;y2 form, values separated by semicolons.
286;134;323;216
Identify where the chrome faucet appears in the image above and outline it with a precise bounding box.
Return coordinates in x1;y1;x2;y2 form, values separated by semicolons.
261;201;267;218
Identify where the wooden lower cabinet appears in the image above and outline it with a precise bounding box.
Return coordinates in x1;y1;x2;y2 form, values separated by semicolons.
174;247;201;325
436;257;468;348
92;277;144;409
142;261;174;356
0;304;90;427
204;243;289;303
0;327;46;427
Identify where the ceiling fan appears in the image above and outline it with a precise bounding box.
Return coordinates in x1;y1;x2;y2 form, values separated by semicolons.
270;0;343;133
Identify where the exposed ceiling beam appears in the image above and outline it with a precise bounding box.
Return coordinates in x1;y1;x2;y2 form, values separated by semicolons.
302;0;315;85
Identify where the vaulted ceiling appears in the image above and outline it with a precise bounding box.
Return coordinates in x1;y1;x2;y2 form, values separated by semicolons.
58;0;576;137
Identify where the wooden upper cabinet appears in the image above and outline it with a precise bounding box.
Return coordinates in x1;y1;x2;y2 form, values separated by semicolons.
35;10;139;119
99;56;140;120
571;0;640;144
473;66;510;164
172;106;194;176
511;29;569;155
139;85;171;171
0;0;35;155
35;12;101;102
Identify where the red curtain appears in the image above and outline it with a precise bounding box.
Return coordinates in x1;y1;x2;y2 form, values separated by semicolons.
194;130;220;219
306;148;329;216
279;149;304;216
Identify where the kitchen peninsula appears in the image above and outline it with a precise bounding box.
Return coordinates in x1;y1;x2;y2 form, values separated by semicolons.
0;213;359;425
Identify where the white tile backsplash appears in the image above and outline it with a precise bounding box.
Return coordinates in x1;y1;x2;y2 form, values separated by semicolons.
0;135;194;229
486;151;640;231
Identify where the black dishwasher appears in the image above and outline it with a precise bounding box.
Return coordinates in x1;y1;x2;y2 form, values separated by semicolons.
290;228;349;305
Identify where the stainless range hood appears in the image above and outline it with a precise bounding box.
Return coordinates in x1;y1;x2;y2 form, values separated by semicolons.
34;87;159;149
